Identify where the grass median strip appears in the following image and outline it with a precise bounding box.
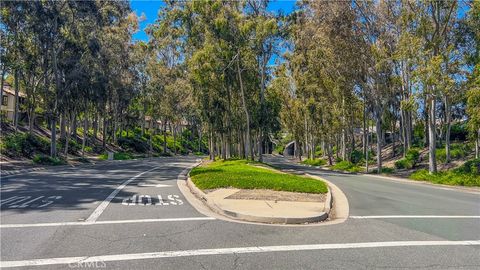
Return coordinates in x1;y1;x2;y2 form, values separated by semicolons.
190;159;328;194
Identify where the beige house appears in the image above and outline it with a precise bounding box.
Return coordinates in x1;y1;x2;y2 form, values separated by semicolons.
1;83;26;122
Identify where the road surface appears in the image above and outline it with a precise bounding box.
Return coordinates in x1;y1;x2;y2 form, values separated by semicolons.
1;156;479;269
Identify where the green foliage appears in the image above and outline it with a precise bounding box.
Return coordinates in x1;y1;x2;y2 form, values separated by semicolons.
302;158;327;166
191;160;328;194
406;148;421;163
84;146;93;153
32;155;66;165
350;150;364;164
1;133;49;158
395;158;413;169
118;135;149;153
274;144;285;155
371;167;395;174
332;161;363;173
395;148;420;169
410;166;480;187
449;122;468;141
350;149;375;165
453;159;480;174
436;143;471;163
413;123;425;147
58;139;81;154
99;152;134;160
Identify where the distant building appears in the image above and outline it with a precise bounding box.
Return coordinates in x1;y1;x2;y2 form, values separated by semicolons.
1;83;26;122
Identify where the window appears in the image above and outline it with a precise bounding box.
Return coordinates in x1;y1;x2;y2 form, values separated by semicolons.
2;96;7;106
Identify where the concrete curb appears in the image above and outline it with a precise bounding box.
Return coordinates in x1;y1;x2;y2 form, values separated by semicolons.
185;166;331;224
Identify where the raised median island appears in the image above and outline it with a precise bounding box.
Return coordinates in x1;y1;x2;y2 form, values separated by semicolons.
187;159;331;224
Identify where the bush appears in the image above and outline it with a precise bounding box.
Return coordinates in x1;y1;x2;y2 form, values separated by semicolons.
372;167;395;174
332;160;363;173
314;146;323;158
453;159;480;175
406;148;420;163
436;143;471;163
302;158;327;166
350;150;363;164
99;152;134;160
395;148;420;169
410;168;479;187
32;154;66;165
84;146;93;153
118;136;149;153
2;133;49;158
395;158;413;169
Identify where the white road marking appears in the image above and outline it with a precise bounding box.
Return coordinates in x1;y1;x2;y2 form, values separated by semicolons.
2;240;479;268
138;183;172;187
138;195;152;206
350;215;480;219
0;217;215;229
0;196;20;206
85;167;159;222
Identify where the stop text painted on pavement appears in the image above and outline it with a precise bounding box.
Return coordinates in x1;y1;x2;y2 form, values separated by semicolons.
121;194;183;206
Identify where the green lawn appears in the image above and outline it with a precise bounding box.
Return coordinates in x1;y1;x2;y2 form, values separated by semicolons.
190;159;328;194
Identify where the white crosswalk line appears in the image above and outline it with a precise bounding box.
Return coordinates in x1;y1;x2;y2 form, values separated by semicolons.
2;240;479;268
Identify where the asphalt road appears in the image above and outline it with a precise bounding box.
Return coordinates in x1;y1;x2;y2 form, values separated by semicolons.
1;155;479;269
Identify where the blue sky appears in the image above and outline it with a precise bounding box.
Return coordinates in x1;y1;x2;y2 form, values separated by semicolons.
130;0;296;42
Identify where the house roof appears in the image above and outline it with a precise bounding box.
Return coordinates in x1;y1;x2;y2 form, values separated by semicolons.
2;83;26;97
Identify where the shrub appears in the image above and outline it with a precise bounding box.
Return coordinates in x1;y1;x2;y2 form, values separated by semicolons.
118;136;149;153
371;167;395;174
84;146;93;153
302;158;327;166
454;159;480;175
2;133;49;158
395;158;413;169
99;152;134;160
436;143;471;163
332;161;363;173
350;150;363;164
33;154;66;165
406;148;420;163
314;146;323;158
410;168;479;187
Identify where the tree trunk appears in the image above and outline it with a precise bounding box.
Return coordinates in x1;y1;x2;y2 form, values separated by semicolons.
476;129;480;159
163;119;167;154
0;67;5;130
93;114;98;140
236;54;253;160
376;112;382;174
424;97;429;148
173;123;177;155
392;118;396;158
102;116;107;149
13;70;19;131
428;96;437;173
81;115;88;157
444;96;451;164
60;113;66;140
28;109;35;135
198;127;202;153
64;115;70;158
